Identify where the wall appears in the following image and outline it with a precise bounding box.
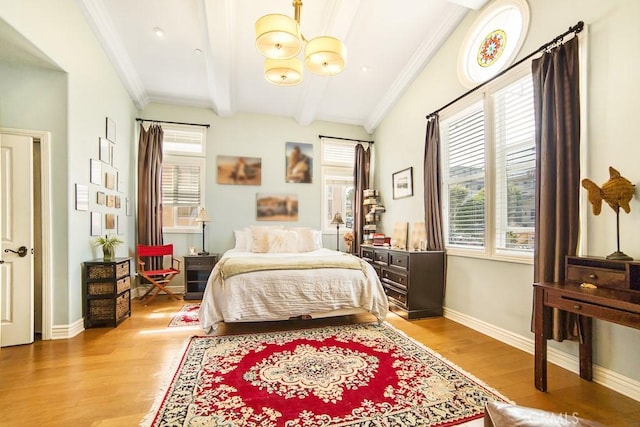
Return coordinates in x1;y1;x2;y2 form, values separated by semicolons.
139;103;371;260
0;0;138;328
373;0;640;390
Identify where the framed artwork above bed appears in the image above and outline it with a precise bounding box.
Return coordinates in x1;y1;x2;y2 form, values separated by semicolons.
256;193;298;221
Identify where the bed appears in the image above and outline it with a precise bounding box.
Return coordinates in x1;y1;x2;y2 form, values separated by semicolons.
198;227;389;334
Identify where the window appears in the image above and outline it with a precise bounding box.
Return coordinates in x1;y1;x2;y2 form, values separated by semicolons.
321;140;357;232
441;70;535;260
161;124;207;232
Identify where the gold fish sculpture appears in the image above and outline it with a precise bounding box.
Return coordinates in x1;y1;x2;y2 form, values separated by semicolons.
581;167;635;215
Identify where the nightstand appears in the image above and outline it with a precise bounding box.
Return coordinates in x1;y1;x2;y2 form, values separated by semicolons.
183;254;218;300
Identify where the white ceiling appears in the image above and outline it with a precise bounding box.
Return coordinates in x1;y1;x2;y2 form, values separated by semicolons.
78;0;489;133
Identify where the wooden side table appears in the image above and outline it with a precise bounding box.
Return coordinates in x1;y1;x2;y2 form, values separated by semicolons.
183;254;218;300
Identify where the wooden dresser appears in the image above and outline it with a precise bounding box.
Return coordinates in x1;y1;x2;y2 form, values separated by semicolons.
82;257;131;328
360;245;445;319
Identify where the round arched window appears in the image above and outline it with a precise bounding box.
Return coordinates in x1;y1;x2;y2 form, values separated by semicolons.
457;0;530;88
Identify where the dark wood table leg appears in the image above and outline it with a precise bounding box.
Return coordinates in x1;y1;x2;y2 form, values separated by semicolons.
534;286;548;391
578;315;593;381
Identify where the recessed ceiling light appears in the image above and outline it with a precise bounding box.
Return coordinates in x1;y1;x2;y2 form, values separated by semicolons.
360;65;369;72
152;26;164;38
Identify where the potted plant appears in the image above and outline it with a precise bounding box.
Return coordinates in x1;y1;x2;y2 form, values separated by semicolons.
93;234;124;261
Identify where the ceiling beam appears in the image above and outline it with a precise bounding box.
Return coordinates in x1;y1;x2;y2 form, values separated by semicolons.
201;0;236;117
295;0;361;126
78;0;149;109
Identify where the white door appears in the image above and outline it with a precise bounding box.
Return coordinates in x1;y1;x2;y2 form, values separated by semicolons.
1;133;34;347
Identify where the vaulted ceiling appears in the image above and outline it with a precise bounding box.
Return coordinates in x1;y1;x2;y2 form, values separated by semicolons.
79;0;489;133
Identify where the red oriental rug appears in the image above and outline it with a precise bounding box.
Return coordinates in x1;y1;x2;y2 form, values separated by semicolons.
142;323;509;426
168;304;200;327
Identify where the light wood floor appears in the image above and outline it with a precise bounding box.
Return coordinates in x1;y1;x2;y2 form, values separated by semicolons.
1;296;639;426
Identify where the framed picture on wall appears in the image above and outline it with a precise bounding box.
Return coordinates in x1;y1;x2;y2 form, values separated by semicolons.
256;193;298;222
75;184;89;211
99;137;111;164
90;212;102;236
285;142;313;183
90;159;102;185
392;167;413;199
106;117;116;143
216;155;262;185
105;213;116;230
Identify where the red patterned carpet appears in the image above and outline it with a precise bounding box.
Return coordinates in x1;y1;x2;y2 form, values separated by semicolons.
143;323;508;426
167;304;200;327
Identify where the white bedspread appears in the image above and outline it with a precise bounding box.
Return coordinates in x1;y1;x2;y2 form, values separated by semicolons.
199;248;389;333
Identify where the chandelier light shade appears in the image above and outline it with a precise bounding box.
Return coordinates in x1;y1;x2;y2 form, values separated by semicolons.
255;14;302;60
255;1;346;86
264;57;303;86
305;36;347;75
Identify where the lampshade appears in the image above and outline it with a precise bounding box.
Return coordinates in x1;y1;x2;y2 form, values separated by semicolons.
195;208;210;222
255;14;302;60
264;57;303;86
331;212;344;225
304;36;347;76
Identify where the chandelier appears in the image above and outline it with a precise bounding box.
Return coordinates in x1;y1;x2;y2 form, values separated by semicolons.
255;0;347;86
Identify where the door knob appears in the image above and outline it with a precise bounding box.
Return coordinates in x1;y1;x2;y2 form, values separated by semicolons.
4;246;28;257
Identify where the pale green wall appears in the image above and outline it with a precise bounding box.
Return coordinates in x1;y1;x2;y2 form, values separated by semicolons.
140;103;371;259
374;0;640;382
0;0;138;325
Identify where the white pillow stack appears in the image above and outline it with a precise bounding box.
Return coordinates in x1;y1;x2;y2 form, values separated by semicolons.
233;226;323;253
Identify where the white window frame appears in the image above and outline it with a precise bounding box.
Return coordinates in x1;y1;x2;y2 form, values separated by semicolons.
161;124;207;234
320;139;358;233
441;64;535;263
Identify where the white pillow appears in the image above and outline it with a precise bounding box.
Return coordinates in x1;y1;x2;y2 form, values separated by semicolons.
267;229;298;253
233;228;251;251
313;230;323;250
295;228;316;252
248;225;285;252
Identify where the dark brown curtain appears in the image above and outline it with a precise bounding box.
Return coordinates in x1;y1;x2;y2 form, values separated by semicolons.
137;123;164;255
423;115;444;251
353;144;370;255
532;36;581;341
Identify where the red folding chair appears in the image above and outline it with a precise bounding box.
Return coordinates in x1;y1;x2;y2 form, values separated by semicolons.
137;244;181;304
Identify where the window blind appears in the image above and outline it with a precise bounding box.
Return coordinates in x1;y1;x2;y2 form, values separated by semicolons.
493;75;536;252
162;162;201;206
442;102;486;248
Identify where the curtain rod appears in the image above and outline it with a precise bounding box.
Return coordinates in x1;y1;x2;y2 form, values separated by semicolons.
318;134;374;144
426;20;584;120
136;117;210;128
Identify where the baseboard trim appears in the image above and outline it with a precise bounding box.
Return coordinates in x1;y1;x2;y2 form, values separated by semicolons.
50;318;84;340
443;307;640;402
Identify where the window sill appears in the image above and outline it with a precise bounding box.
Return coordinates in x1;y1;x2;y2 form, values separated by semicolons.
163;228;201;234
446;247;533;265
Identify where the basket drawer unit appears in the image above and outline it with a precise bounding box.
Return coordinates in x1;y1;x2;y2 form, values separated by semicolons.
83;257;132;328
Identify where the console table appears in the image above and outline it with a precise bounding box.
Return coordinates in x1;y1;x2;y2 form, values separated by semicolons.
533;281;640;391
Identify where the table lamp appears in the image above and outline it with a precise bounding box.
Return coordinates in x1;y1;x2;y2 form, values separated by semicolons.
195;208;210;255
331;212;344;251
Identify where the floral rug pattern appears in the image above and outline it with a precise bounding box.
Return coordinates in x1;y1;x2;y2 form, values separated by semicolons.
144;323;508;426
167;304;200;327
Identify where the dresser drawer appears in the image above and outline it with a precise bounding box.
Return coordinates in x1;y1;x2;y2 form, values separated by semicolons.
566;265;627;289
389;252;409;271
381;268;408;291
373;250;388;265
361;247;374;262
186;256;217;269
545;290;640;327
